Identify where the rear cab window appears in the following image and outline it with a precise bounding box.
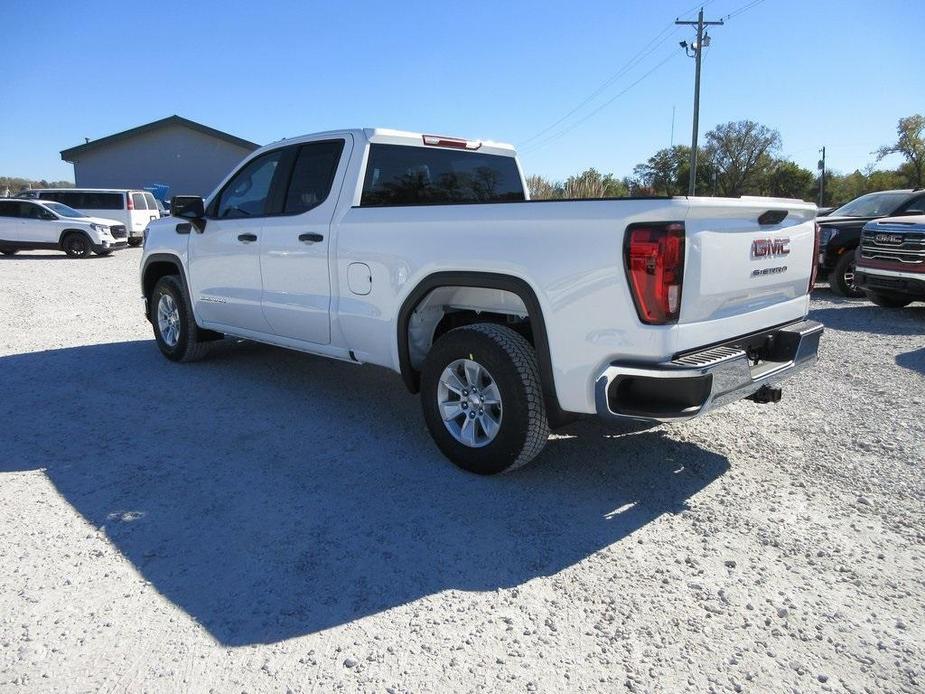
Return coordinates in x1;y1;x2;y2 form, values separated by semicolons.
360;144;525;206
143;192;158;210
131;193;147;210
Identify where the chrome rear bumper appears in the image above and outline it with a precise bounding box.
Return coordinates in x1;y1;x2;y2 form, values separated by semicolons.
594;319;823;423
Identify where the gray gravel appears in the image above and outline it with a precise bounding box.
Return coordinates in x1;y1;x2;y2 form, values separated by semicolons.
0;249;923;693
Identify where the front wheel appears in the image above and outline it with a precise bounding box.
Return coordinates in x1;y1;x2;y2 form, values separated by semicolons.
830;251;864;298
62;233;93;258
866;291;912;308
421;323;550;474
150;275;211;362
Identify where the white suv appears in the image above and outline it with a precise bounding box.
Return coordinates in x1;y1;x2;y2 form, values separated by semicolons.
0;199;128;257
22;188;162;246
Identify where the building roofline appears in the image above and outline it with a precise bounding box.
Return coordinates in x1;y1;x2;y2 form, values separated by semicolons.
60;115;260;161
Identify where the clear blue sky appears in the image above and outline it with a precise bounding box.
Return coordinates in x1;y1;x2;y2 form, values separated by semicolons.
1;0;921;183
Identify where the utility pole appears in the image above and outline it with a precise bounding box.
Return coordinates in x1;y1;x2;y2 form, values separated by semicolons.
817;147;826;207
677;8;724;196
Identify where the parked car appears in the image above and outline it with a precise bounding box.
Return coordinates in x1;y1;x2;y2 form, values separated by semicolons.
0;199;127;257
153;198;169;218
19;188;162;246
854;214;925;307
140;127;822;474
817;189;925;297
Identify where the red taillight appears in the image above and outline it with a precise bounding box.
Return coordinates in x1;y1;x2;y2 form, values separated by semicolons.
808;222;821;292
624;223;685;325
126;194;134;211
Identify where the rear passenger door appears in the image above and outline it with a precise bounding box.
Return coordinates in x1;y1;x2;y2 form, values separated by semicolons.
259;137;350;345
0;201;22;242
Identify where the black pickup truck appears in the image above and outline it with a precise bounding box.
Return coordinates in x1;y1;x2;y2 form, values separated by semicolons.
818;189;925;296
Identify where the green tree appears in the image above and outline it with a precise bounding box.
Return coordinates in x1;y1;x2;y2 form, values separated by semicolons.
632;146;689;196
876;114;925;187
764;160;815;199
704;120;782;196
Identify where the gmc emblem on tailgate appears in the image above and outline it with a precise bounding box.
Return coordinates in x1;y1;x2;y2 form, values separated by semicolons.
752;238;790;258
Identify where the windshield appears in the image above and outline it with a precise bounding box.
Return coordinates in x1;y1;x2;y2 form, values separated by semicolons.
829;192;908;218
42;201;88;218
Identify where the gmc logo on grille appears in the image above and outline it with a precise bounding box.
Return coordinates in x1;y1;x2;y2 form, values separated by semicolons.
875;233;903;244
752;238;790;258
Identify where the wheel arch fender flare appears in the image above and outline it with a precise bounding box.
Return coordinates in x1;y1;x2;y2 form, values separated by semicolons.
141;253;194;317
58;228;93;245
396;271;559;410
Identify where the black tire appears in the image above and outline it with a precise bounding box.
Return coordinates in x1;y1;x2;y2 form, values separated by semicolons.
150;275;211;362
421;323;550;474
0;248;18;256
830;251;864;298
128;238;143;247
62;232;93;258
865;291;912;308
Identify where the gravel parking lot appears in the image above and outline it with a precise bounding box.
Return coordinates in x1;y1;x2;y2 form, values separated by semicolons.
1;248;923;693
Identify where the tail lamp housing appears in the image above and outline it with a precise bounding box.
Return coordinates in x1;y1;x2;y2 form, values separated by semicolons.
809;222;821;292
623;222;685;325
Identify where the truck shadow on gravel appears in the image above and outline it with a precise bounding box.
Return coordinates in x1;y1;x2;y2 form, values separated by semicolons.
896;347;925;375
0;339;728;645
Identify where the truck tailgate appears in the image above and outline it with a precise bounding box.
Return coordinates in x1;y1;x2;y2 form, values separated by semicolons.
680;197;817;325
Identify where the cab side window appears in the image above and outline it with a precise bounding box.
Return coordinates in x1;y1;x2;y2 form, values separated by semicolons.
284;141;345;214
0;201;19;217
214;150;285;219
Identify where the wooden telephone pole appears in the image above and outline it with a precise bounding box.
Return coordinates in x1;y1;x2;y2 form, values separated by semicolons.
677;8;724;195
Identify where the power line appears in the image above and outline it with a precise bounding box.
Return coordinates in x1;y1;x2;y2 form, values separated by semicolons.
521;50;680;154
519;25;680;146
519;0;719;147
722;0;768;21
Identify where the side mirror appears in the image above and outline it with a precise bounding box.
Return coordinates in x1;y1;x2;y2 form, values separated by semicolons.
40;211;56;220
171;195;206;232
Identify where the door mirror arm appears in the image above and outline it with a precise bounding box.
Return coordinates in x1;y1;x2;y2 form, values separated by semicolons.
170;195;207;232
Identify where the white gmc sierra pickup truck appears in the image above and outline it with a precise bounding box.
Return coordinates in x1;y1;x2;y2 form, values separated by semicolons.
140;128;823;474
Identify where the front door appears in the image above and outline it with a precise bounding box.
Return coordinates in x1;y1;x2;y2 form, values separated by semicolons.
21;202;59;244
188;148;286;333
259;138;349;344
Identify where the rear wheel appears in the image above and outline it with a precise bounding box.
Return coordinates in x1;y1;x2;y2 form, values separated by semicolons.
830;251;864;297
62;233;93;258
421;323;550;474
128;238;143;247
865;291;912;308
150;275;211;362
